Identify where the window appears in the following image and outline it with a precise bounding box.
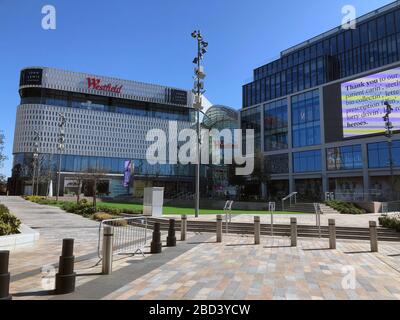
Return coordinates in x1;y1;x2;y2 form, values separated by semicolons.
368;20;377;42
292;89;320;148
360;23;369;45
326;145;362;170
241;106;262;151
377;16;386;39
264;99;288;151
368;141;400;168
293;150;322;173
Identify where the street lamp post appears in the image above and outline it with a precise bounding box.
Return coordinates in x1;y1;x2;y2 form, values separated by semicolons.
32;130;40;196
383;101;395;200
56;113;66;201
191;30;208;218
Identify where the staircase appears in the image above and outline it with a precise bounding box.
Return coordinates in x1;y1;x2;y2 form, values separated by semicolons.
279;203;316;213
319;203;341;215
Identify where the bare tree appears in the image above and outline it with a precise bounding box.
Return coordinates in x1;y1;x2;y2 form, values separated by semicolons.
67;167;108;206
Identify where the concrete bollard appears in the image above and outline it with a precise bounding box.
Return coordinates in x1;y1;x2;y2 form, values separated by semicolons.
151;222;162;254
102;226;114;275
181;215;187;241
369;221;378;253
290;218;297;247
0;251;11;300
55;239;76;295
254;216;261;245
329;219;336;250
167;219;177;247
216;215;223;243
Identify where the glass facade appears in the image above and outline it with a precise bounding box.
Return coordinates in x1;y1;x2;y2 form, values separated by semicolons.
13;153;195;178
293;150;322;173
264;99;288;151
243;5;400;108
368;140;400;168
20;88;193;122
265;154;289;174
291;90;320;148
326;145;363;170
240;106;261;151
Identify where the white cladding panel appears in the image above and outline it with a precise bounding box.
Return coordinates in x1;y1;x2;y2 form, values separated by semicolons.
13;104;192;160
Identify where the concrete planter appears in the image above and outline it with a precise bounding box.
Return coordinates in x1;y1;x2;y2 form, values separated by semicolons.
0;224;40;251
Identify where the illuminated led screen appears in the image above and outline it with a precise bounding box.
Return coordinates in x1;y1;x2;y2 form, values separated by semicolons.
341;66;400;138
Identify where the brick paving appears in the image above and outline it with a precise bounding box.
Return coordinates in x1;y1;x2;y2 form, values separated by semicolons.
1;196;400;300
103;235;400;300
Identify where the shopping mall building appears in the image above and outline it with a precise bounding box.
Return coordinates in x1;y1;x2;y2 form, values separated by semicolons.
241;1;400;202
9;66;196;197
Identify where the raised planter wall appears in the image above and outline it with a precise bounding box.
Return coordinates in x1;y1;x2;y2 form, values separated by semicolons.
0;224;40;251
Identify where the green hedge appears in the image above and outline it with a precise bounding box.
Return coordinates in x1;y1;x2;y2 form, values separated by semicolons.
379;215;400;232
23;196;59;205
0;204;21;236
24;196;143;219
61;201;97;218
325;200;365;215
96;206;142;216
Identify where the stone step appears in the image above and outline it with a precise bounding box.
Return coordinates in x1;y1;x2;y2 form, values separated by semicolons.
145;218;400;242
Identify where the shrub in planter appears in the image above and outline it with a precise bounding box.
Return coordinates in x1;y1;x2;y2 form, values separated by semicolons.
122;209;143;215
61;202;77;212
78;205;97;217
92;212;114;221
0;222;12;236
24;195;47;203
61;202;96;217
325;200;364;215
112;219;128;227
379;214;400;232
0;206;21;236
0;204;9;214
24;196;59;206
96;206;122;215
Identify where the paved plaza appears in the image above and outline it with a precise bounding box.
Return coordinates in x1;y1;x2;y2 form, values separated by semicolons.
1;196;400;300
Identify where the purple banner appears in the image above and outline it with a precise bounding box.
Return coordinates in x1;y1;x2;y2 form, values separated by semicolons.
123;160;133;187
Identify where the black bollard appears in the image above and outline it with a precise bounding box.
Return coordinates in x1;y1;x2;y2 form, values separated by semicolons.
55;239;76;295
0;251;12;300
151;223;162;254
166;219;177;247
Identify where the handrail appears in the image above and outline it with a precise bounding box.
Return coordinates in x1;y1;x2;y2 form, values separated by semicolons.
282;192;298;202
281;192;298;211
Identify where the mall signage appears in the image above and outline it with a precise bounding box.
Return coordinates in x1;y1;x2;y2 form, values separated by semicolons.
169;89;188;105
86;77;123;94
20;69;43;86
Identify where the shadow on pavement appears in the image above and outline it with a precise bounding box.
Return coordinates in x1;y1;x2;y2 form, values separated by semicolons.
13;290;54;297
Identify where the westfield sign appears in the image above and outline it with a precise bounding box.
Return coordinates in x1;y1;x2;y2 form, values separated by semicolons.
86;77;123;94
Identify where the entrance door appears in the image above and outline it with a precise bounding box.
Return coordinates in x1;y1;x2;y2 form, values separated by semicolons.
295;178;322;202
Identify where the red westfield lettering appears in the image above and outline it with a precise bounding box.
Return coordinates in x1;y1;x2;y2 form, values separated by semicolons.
87;77;123;94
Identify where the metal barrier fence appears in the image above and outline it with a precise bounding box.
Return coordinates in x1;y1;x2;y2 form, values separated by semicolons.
224;200;234;234
97;216;148;259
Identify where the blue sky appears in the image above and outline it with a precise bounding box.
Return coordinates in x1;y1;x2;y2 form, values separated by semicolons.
0;0;394;177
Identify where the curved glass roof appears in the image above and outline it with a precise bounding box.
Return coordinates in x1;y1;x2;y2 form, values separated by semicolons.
202;105;239;129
